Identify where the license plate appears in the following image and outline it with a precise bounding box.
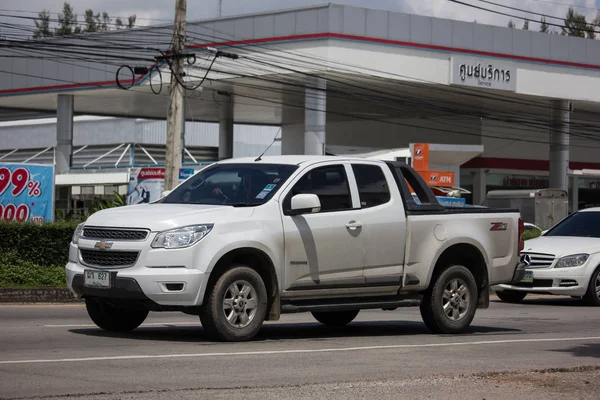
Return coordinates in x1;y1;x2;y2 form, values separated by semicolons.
521;270;533;283
84;270;111;288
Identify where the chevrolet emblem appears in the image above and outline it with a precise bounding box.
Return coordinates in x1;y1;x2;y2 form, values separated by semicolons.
94;241;113;250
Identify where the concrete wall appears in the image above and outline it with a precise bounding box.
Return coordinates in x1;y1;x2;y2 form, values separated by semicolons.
481;119;600;164
325;116;482;149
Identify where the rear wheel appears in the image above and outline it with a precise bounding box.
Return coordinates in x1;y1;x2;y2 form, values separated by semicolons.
420;265;478;334
583;268;600;306
312;310;359;327
85;298;148;332
200;266;268;342
496;290;528;303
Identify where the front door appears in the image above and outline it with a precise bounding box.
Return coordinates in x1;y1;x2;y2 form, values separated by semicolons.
281;163;366;290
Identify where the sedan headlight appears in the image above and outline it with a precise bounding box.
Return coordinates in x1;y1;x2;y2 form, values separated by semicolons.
151;225;213;249
555;254;589;268
72;223;85;244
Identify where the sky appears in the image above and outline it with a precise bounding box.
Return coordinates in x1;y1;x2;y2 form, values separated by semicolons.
0;0;599;34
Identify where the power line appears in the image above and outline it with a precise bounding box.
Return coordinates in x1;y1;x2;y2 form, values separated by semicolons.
528;0;600;12
0;8;171;23
448;0;600;35
478;0;600;28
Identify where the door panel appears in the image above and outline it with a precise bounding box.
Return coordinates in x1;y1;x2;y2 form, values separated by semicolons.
281;163;366;290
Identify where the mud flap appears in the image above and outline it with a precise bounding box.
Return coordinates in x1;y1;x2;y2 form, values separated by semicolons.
478;285;490;309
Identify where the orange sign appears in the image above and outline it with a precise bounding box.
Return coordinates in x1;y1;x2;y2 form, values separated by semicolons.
418;170;455;187
412;143;429;171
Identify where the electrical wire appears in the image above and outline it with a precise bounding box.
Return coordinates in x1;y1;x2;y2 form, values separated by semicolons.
478;0;600;28
3;12;600;148
448;0;600;36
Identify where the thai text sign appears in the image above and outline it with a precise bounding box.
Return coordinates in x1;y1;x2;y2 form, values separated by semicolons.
450;57;516;92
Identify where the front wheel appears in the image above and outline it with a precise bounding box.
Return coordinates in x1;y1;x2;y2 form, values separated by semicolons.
496;290;528;303
200;266;268;342
85;298;149;332
583;267;600;306
312;310;359;327
420;265;478;334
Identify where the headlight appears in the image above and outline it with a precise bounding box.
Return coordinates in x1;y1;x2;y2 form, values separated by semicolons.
555;254;589;268
151;225;213;249
72;223;85;244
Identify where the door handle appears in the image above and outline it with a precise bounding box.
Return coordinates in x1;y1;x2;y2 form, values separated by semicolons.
346;221;362;230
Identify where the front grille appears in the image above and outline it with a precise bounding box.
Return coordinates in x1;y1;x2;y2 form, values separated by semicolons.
82;227;148;241
80;249;139;268
523;252;555;269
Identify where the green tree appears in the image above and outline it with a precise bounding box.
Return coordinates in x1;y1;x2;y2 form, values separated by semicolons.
540;17;549;33
84;9;98;32
56;2;78;36
507;20;515;28
522;20;529;30
562;6;594;39
99;12;111;32
33;10;53;38
127;15;137;29
115;17;124;29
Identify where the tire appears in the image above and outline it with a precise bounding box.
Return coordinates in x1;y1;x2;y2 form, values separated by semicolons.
583;267;600;306
199;266;268;342
312;310;359;327
420;265;478;334
85;298;149;332
496;290;528;303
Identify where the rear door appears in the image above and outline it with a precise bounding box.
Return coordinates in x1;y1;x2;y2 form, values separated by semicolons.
350;162;407;285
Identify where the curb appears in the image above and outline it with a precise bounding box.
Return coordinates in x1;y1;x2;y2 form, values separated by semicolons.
0;288;82;303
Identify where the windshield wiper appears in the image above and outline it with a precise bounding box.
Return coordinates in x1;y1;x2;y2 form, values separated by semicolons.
226;202;261;207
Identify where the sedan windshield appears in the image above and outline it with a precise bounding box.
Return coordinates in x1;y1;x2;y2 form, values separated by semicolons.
544;211;600;238
161;163;298;206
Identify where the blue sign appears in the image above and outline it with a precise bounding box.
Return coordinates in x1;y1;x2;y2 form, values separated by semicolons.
412;195;466;208
0;163;55;223
436;197;466;208
179;168;195;181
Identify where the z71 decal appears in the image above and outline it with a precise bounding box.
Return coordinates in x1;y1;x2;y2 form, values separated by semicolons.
490;222;508;231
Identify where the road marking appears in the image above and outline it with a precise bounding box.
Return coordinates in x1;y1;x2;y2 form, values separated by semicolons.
1;336;599;365
44;322;194;328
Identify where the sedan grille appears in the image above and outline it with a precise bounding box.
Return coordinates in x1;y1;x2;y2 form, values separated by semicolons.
80;249;139;268
82;227;149;241
523;252;555;269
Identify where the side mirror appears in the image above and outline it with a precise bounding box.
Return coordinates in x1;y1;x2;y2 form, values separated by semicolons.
161;190;172;198
289;194;321;215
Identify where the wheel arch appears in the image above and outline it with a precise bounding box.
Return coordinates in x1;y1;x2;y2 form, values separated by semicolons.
205;247;281;321
430;242;490;309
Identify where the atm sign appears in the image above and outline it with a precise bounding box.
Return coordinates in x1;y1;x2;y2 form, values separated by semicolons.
418;171;455;187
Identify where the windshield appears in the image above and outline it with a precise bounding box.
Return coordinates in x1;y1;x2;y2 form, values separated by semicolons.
161;163;298;206
544;211;600;238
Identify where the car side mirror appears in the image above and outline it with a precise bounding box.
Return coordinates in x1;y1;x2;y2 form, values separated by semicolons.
289;194;321;215
161;190;172;198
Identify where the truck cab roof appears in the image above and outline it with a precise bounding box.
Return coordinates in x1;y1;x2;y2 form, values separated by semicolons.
217;155;387;166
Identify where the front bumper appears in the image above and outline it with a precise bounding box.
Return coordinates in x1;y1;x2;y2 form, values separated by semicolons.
66;261;207;306
495;266;589;297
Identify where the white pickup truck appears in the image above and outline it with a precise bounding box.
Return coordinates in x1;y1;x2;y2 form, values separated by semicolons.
66;156;525;341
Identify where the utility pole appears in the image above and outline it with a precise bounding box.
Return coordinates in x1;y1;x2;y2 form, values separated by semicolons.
164;0;186;191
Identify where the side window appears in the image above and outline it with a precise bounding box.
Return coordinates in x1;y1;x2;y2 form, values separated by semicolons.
352;164;391;208
288;165;352;212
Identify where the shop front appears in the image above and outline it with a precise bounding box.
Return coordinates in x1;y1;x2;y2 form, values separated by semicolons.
461;169;600;212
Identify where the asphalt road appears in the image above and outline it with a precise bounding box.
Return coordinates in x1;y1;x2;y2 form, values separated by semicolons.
0;296;599;399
